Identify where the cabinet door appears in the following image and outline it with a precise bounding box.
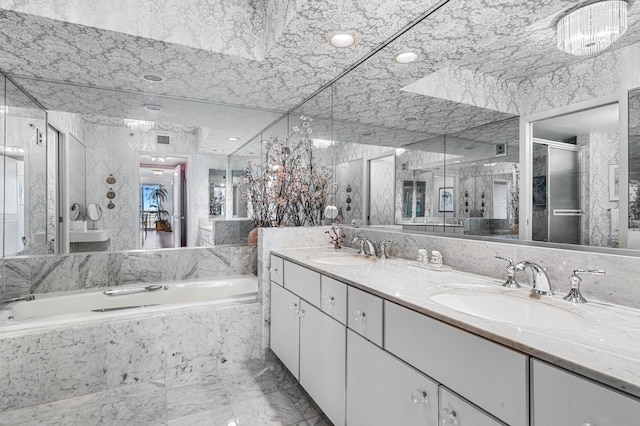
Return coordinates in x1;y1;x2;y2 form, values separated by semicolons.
321;275;347;324
384;301;527;426
347;330;439;426
532;359;640;425
270;282;300;379
284;260;321;307
299;301;346;426
347;286;383;346
440;387;503;426
270;255;284;286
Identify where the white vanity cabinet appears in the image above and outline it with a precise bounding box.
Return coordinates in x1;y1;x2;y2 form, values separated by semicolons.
440;387;503;426
270;282;301;378
299;300;346;426
384;301;528;426
347;329;439;426
531;359;640;425
270;257;346;426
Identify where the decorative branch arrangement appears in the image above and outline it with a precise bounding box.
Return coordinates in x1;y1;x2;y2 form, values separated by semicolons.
244;116;333;227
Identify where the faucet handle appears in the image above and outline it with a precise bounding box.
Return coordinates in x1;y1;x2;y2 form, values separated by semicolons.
563;269;605;304
495;256;520;289
352;236;366;255
380;240;392;259
495;255;514;267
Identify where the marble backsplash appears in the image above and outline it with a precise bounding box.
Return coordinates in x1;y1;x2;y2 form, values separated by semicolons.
1;245;257;300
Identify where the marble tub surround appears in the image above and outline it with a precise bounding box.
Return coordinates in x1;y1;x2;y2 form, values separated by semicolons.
272;246;640;401
339;227;640;310
0;300;262;417
0;245;256;299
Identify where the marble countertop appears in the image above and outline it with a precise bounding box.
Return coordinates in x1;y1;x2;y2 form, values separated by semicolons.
271;247;640;400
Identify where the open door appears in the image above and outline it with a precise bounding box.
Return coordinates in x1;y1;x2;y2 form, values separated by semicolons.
171;163;187;248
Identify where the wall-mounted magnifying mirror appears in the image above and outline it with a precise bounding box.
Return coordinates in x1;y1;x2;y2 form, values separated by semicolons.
86;203;102;221
70;203;83;220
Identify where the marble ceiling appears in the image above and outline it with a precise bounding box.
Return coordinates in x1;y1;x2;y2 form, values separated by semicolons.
0;0;638;154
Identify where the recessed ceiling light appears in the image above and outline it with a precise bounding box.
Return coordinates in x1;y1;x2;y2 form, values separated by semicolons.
393;51;419;64
328;33;357;48
141;74;164;82
404;117;417;121
214;149;224;153
227;137;240;141
144;104;161;111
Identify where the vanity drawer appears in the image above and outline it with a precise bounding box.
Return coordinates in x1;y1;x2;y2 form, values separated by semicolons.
347;286;383;346
284;261;321;307
321;276;347;325
384;301;528;426
531;359;640;425
270;255;284;286
440;387;503;426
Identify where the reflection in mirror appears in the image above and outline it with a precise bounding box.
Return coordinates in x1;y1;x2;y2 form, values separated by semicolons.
231;170;247;217
209;169;226;216
70;203;83;220
334;159;363;225
629;89;640;248
86;203;102;222
68;134;86;215
367;154;395;226
530;103;619;247
1;77;48;256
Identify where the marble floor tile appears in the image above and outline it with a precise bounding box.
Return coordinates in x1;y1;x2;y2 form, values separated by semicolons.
166;370;229;420
220;363;280;402
283;384;322;420
306;414;333;426
168;404;236;426
231;390;304;426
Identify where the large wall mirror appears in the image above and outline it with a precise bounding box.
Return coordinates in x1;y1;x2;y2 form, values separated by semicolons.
4;0;640;257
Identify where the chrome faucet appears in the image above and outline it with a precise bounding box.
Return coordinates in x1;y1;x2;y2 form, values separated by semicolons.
352;236;377;257
380;240;392;259
563;269;605;304
495;256;520;289
514;261;553;296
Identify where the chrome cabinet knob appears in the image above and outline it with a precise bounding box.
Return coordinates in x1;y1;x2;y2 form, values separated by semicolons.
410;389;428;404
324;295;335;305
352;310;366;321
440;408;458;425
299;308;305;318
289;302;299;314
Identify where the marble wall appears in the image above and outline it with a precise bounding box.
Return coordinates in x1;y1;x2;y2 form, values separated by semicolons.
1;245;256;300
0;299;260;421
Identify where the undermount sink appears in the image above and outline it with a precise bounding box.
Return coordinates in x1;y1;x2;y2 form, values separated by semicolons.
308;253;377;266
430;289;591;330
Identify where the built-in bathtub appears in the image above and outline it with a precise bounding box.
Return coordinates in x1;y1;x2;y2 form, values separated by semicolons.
0;275;257;330
0;275;261;420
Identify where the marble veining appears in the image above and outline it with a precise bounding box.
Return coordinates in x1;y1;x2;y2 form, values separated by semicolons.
272;245;640;399
1;245;256;298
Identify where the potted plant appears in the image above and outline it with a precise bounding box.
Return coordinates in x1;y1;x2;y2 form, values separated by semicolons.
145;185;172;232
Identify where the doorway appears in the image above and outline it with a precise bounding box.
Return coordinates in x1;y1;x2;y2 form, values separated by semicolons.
492;179;509;220
138;155;188;249
366;154;395;225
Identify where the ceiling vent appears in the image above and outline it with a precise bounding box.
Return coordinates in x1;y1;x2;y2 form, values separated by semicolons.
156;135;170;145
495;143;507;157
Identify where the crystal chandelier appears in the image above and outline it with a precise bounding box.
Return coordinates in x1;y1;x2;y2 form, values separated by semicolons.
124;119;154;131
557;1;628;56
